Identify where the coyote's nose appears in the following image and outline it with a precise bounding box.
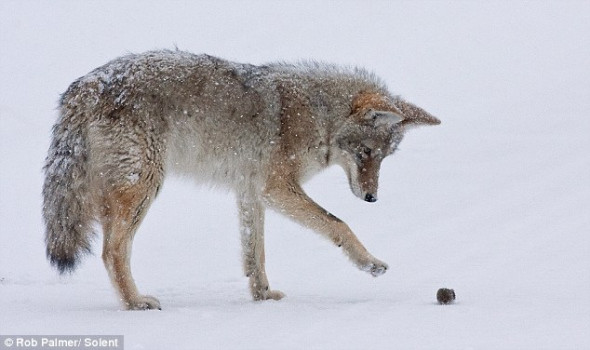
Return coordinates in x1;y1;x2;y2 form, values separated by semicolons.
364;193;377;202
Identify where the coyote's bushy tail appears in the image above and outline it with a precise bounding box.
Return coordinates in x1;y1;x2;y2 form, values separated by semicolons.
43;106;94;274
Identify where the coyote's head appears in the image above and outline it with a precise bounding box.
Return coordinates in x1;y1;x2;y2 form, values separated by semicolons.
333;91;440;202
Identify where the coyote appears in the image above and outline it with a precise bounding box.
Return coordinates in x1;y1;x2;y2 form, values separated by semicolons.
43;50;440;310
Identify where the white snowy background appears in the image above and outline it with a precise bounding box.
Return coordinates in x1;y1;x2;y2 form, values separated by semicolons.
1;1;589;349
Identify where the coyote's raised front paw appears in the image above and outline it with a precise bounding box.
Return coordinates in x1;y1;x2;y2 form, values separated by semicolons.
360;259;389;277
125;295;161;310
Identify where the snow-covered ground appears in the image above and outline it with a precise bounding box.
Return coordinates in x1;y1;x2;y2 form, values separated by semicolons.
1;1;589;349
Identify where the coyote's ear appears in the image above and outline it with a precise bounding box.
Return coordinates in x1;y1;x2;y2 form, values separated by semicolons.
364;110;404;127
394;99;441;126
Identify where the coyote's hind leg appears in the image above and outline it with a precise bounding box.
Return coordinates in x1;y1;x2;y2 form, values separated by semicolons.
238;191;285;301
101;182;161;310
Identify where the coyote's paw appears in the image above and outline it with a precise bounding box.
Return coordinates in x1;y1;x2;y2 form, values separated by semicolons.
125;295;162;310
253;289;285;301
360;259;389;277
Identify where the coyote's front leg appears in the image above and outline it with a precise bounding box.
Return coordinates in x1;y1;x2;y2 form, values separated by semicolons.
237;191;285;301
262;180;388;277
